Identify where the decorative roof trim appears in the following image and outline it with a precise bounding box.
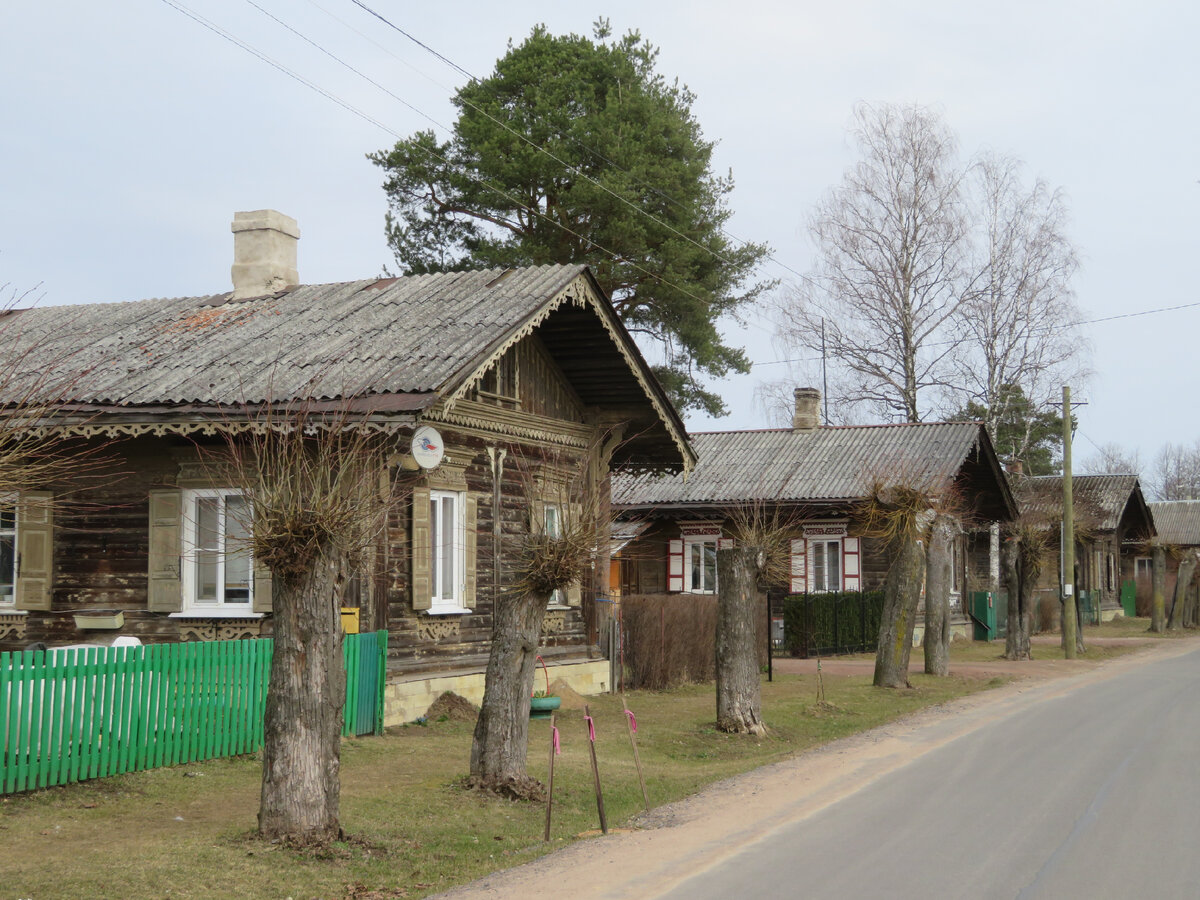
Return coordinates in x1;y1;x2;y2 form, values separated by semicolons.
29;416;416;440
441;270;693;475
424;400;594;450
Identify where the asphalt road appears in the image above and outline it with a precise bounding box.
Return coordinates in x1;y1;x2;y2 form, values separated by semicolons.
661;644;1200;900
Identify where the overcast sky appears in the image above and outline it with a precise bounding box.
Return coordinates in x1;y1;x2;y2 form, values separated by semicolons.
3;1;1196;468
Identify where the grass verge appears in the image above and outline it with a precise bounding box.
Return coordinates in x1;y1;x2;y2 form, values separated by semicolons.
2;670;996;900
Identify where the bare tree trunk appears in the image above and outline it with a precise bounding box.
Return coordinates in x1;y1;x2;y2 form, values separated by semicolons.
1186;582;1199;630
469;588;548;798
259;547;346;842
924;515;954;676
1002;537;1032;660
1167;551;1197;631
1149;544;1167;633
715;546;766;735
874;533;926;688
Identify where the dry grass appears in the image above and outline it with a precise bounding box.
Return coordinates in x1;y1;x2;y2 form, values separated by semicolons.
0;671;994;899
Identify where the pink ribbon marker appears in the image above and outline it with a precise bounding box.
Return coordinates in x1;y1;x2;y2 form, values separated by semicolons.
552;725;561;756
584;714;596;742
624;709;637;733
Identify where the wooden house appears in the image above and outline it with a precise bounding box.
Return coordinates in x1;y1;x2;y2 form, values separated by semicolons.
612;388;1015;638
0;210;693;723
1145;500;1200;600
1013;474;1154;621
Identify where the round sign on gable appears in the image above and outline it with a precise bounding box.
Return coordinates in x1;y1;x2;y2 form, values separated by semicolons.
411;425;445;470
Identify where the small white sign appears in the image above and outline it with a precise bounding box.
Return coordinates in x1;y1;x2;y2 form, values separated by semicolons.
411;425;444;470
1064;583;1074;596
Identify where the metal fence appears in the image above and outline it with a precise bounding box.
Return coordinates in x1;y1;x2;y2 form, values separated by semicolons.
782;591;886;657
0;630;387;796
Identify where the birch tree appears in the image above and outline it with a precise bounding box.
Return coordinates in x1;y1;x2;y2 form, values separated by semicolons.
1081;442;1142;477
1147;441;1200;500
948;154;1085;452
774;103;969;423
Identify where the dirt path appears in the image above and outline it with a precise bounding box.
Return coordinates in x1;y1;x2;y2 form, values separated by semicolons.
435;636;1200;900
771;636;1158;682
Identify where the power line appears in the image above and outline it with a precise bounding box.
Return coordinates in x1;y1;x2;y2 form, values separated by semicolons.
343;0;810;283
160;0;741;350
750;299;1200;369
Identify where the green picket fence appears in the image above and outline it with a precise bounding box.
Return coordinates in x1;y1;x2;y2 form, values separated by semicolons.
0;630;387;796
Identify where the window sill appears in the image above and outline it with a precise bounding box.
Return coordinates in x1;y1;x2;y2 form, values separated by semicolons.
425;607;473;616
0;609;28;617
546;604;572;611
169;611;265;619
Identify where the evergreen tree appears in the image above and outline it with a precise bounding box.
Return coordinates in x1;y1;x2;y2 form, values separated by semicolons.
370;22;769;415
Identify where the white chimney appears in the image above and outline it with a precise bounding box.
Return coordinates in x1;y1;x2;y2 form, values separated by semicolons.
792;387;821;431
230;209;299;300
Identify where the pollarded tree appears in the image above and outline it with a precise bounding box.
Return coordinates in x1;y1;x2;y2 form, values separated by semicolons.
1167;549;1199;631
370;21;769;416
469;451;596;798
1149;542;1167;633
213;410;394;842
715;545;766;735
923;513;958;676
1001;522;1051;660
775;103;969;423
860;483;935;688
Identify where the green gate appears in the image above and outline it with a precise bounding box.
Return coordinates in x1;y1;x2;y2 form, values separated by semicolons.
970;591;1008;641
1120;580;1137;617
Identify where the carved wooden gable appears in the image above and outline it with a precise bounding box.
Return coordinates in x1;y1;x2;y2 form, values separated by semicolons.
474;336;586;425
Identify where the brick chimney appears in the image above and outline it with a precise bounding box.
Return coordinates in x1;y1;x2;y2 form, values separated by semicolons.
792;387;821;431
230;210;299;300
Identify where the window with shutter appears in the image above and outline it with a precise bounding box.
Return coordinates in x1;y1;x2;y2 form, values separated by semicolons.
179;489;255;612
790;538;807;592
0;495;17;607
148;489;183;613
667;539;684;592
15;491;53;611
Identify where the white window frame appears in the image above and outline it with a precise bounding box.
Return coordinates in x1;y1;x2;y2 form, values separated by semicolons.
1135;557;1153;580
429;489;468;614
810;539;842;593
950;539;962;608
684;537;718;594
0;494;15;607
181;488;254;612
544;503;570;608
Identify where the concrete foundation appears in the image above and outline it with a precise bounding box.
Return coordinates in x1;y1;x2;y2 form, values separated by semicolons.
383;658;611;726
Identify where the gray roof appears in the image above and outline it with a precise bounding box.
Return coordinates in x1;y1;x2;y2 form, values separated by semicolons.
2;264;693;470
1149;501;1200;546
1016;474;1152;534
613;421;1012;518
6;266;588;406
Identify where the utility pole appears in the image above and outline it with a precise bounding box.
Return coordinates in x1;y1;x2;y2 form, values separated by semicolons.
1061;385;1077;659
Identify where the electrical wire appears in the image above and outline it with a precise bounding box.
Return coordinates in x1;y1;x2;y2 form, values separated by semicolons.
160;0;742;355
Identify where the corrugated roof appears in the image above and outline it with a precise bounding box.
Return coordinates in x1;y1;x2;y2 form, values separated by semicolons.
4;266;587;407
613;422;986;506
1015;474;1146;532
1149;501;1200;546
